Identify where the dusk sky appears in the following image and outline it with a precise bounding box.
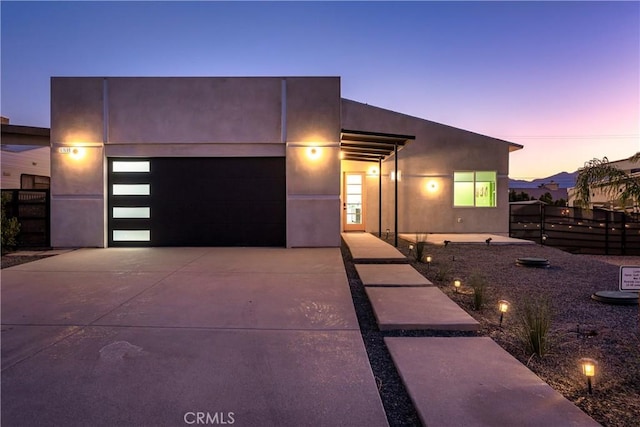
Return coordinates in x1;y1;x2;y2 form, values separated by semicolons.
1;1;638;180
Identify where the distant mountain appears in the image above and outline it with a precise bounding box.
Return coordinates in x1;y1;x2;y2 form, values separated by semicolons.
509;171;578;189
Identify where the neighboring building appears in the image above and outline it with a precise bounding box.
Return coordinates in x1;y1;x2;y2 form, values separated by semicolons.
568;154;640;212
509;181;568;203
1;119;51;189
50;76;523;248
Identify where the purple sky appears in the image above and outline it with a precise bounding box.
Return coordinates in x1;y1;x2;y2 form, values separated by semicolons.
1;1;638;179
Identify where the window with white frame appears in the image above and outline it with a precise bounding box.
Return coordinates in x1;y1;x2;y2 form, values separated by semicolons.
453;171;497;207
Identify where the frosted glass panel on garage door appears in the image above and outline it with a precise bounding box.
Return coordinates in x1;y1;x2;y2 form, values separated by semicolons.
112;184;150;196
112;161;150;172
112;207;151;219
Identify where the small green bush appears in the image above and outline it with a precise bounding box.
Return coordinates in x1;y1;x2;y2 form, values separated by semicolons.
470;274;487;310
516;296;553;358
1;192;20;250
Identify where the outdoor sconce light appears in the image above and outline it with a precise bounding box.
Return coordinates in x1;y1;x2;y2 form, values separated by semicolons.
426;180;438;192
58;146;86;160
579;358;597;394
307;147;321;160
498;300;510;327
454;279;461;293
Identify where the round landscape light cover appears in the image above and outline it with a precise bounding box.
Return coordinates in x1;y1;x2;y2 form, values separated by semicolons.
591;291;639;305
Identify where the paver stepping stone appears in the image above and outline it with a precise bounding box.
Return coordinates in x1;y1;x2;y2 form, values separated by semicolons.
342;233;407;263
385;337;600;427
365;287;479;331
356;264;432;287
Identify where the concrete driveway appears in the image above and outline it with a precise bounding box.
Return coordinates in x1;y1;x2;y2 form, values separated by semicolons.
1;247;387;426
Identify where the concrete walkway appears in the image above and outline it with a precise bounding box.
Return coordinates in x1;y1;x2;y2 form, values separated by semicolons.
399;233;535;246
386;337;600;427
344;232;479;331
343;232;598;426
1;247;388;426
341;232;407;262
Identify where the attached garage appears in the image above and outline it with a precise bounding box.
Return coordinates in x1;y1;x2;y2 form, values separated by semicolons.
108;157;286;247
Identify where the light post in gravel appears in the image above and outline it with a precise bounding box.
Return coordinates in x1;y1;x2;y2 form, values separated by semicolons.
580;358;597;394
498;300;510;327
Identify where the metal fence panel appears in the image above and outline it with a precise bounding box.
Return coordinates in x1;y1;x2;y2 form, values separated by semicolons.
509;204;639;255
1;189;50;248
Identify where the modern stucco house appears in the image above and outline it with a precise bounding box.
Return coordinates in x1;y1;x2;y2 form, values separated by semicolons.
50;76;522;248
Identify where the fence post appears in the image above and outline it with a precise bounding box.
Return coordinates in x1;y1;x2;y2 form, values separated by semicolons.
621;213;626;256
605;212;610;255
540;204;545;244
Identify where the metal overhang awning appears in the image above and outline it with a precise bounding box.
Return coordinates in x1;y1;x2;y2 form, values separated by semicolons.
340;129;415;162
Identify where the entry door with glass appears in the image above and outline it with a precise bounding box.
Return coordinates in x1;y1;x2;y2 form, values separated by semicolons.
343;172;366;231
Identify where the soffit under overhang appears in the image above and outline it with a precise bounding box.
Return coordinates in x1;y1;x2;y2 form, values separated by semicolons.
340;129;415;163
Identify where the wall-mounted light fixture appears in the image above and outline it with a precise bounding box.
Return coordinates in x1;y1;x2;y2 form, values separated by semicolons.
390;171;402;181
58;146;86;160
426;180;439;192
307;146;321;160
367;166;379;176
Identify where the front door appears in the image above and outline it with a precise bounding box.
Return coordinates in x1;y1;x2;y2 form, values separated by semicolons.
343;172;366;232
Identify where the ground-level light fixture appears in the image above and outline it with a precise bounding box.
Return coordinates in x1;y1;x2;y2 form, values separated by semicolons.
580;358;597;394
426;255;432;269
498;300;510;327
386;228;390;239
454;279;461;293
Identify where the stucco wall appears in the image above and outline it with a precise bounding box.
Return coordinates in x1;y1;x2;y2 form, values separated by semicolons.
341;99;518;235
50;77;341;248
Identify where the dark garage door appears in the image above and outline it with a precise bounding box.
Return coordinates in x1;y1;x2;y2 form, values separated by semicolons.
108;157;285;247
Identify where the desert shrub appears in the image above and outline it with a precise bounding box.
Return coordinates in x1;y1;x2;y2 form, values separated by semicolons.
469;274;487;310
516;296;553;358
435;263;452;282
414;233;428;262
1;192;20;250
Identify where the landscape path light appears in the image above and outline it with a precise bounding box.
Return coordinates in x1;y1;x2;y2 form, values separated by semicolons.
426;255;432;269
498;300;510;327
580;358;597;394
453;279;461;293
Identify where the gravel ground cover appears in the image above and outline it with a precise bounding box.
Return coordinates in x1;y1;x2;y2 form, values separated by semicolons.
1;254;53;269
389;235;640;427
